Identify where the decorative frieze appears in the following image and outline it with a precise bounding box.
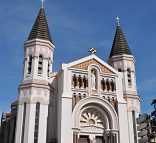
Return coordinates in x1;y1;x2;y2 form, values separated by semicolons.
19;87;50;104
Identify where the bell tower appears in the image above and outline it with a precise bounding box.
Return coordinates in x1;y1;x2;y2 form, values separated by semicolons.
15;7;54;143
108;18;140;143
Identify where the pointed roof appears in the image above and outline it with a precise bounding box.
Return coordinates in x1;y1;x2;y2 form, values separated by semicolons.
109;25;132;58
27;8;53;43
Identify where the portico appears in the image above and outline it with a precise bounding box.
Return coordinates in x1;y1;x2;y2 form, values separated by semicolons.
72;96;119;143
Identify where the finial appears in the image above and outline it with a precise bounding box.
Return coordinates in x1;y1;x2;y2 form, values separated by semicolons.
41;0;45;8
116;16;120;26
89;47;96;55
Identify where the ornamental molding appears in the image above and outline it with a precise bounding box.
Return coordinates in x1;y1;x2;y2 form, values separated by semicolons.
81;125;104;134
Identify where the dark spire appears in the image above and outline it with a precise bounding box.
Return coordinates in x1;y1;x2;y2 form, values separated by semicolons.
109;25;132;58
27;8;53;43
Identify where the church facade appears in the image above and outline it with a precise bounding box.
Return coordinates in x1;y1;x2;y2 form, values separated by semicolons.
0;7;141;143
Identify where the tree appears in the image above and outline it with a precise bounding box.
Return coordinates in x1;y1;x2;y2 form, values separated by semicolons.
151;99;156;141
151;99;156;117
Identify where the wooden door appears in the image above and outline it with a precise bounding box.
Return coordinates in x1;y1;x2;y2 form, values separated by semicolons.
96;136;104;143
79;136;89;143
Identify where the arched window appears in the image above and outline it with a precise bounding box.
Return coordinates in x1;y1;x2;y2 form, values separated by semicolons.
106;79;110;91
101;79;106;91
127;68;132;86
38;55;43;74
118;68;122;72
86;78;88;88
34;102;40;143
111;97;116;108
21;103;27;143
132;111;137;143
107;96;111;103
72;95;76;109
111;80;115;92
83;76;87;89
47;60;50;77
76;94;81;103
78;95;81;101
78;75;82;88
28;55;32;74
72;74;77;88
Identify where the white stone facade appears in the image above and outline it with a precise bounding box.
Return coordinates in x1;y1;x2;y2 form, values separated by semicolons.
14;40;140;143
1;8;141;143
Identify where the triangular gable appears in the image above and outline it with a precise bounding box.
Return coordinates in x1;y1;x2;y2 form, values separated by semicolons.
67;54;118;75
72;59;113;74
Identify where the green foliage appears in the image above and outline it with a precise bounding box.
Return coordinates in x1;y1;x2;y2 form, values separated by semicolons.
151;99;156;140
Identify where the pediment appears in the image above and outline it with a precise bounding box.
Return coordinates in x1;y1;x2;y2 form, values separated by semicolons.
67;55;117;75
72;59;113;74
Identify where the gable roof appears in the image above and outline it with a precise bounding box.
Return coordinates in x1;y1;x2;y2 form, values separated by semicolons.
66;54;118;75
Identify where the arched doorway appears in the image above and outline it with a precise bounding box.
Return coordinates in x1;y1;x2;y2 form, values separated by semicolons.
72;96;119;143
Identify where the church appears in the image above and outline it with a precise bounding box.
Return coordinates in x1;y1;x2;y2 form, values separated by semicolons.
0;5;141;143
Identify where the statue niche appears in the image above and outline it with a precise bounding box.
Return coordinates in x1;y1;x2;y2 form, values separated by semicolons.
91;69;97;90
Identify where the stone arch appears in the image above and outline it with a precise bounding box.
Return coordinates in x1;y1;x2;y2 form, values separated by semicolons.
72;96;118;130
127;106;140;112
31;97;49;105
19;97;30;104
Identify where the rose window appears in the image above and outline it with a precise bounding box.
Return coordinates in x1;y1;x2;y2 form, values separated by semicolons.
80;109;104;127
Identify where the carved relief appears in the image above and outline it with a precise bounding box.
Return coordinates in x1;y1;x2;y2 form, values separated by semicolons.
80;109;104;128
19;87;50;105
72;59;113;74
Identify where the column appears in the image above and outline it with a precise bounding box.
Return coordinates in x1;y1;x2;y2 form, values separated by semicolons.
42;58;48;79
115;133;119;143
81;77;84;89
112;133;116;143
104;133;108;143
76;76;79;88
72;75;74;88
73;133;78;143
110;133;113;143
107;133;111;143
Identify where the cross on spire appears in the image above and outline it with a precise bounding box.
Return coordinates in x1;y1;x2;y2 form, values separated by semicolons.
116;16;120;26
89;47;96;55
41;0;45;8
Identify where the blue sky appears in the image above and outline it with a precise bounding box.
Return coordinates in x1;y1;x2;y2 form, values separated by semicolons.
0;0;156;117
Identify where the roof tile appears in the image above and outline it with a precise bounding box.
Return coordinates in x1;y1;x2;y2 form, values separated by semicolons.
27;8;53;43
109;25;132;58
